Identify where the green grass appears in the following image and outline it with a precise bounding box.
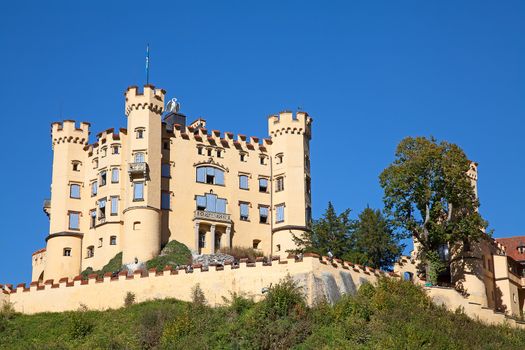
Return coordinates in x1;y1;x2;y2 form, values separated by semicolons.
1;278;525;349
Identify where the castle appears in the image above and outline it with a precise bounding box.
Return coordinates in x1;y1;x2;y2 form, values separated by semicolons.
32;84;312;283
0;83;523;327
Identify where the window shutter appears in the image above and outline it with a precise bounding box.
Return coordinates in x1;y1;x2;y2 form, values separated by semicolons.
196;195;206;209
216;198;227;213
196;167;206;182
240;203;249;217
205;193;217;212
260;206;268;217
215;169;225;185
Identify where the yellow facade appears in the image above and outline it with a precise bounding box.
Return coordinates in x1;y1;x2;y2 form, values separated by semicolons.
34;84;313;282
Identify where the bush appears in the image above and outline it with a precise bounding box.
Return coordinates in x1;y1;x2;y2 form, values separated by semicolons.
80;252;123;280
191;284;206;307
139;308;170;349
222;292;255;315
124;292;136;307
219;246;264;261
68;305;94;339
146;240;192;271
261;276;305;319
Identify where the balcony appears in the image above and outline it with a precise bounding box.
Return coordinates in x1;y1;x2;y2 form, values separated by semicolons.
194;210;231;223
43;199;51;218
128;162;148;179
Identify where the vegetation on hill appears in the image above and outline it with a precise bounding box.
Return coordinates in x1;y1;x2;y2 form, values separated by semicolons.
80;252;123;279
1;278;524;349
146;240;192;270
218;246;264;261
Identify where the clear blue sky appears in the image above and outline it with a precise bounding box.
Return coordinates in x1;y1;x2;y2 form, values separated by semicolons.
1;1;524;283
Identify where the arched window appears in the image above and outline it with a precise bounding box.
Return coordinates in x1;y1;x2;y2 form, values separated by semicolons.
134;152;145;163
196;166;224;185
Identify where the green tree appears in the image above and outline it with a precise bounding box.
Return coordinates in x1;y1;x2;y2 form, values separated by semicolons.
345;207;403;270
379;136;488;282
292;202;354;258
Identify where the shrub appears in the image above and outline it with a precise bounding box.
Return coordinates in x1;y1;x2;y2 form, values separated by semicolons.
261;276;305;319
219;246;264;261
139;308;170;349
124;292;136;307
191;284;206;307
222;292;255;315
80;252;123;280
146;240;192;271
68;305;94;339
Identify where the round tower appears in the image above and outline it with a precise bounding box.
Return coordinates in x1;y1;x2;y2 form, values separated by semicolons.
44;120;90;281
122;85;165;264
268;111;313;257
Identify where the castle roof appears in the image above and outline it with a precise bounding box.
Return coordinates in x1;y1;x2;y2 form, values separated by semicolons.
495;236;525;262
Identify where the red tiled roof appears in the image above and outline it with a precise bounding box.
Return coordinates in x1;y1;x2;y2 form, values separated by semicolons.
495;236;525;261
32;248;46;256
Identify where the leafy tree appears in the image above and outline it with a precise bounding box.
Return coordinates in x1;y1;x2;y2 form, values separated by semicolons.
379;136;488;282
345;207;403;270
292;202;354;258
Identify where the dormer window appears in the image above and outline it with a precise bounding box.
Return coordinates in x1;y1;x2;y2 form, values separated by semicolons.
136;128;145;139
518;242;525;254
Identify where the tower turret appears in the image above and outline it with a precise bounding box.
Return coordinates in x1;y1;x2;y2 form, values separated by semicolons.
268;111;313;257
44;120;90;281
122;85;165;264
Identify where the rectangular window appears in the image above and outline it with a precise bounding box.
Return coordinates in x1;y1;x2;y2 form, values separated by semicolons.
199;232;206;248
206;193;217;212
98;198;106;220
162;163;171;178
112;145;119;154
136;129;144;139
90;209;96;228
63;248;72;256
276;204;285;223
111;196;118;215
240;203;249;221
98;238;103;248
259;206;269;224
239;175;249;190
216;198;227;213
133;182;144;201
100;171;107;186
91;181;98;196
110;236;117;245
161;192;171;209
70;184;81;199
196;195;206;211
101;148;107;157
259;178;268;193
111;168;119;183
69;212;80;230
276;177;284;192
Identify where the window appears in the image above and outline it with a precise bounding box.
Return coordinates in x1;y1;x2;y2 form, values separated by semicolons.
100;170;107;186
260;156;267;165
196;193;227;213
112;145;119;154
239;175;249;190
86;246;94;258
305;176;311;195
162;163;171;178
197;146;203;155
69;212;80;230
134;182;144;201
276;204;285;223
93;158;98;169
216;150;222;158
110;196;118;215
70;184;81;199
196;166;225;185
259;206;268;224
98;238;103;248
161;192;171;210
91;181;98;196
98;198;106;220
253;240;261;250
276;177;284;192
276;244;281;252
72;161;81;171
306;206;312;225
518;242;525;254
63;248;72;257
207;148;212;157
134;152;145;163
240;153;246;162
199;232;206;248
110;236;117;245
240;203;249;221
259;178;268;193
163;141;169;150
89;209;96;228
276;153;283;164
101;147;107;157
136;128;144;139
111;168;119;183
133;221;141;230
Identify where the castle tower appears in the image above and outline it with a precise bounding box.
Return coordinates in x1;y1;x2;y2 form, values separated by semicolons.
268;111;313;257
122;85;165;264
44;120;90;281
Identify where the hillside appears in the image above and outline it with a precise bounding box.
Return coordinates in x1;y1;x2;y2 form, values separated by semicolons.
1;278;524;350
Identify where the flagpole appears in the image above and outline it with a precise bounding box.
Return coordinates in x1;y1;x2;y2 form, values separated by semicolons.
146;44;150;85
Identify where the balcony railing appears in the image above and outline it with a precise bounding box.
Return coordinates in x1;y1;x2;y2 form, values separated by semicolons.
128;162;148;178
43;199;51;218
194;210;231;223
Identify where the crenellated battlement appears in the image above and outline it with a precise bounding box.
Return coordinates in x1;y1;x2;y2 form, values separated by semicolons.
125;84;165;116
51;120;90;146
268;111;312;139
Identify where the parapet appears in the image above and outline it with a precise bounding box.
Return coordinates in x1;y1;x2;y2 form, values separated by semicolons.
268;111;312;139
51;120;90;147
125;84;165;116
